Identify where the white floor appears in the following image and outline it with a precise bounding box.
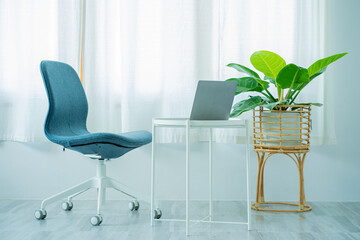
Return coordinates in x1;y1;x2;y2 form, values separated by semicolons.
1;200;360;240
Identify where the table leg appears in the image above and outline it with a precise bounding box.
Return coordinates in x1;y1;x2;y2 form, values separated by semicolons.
185;120;190;236
246;121;251;230
150;121;155;225
209;128;213;221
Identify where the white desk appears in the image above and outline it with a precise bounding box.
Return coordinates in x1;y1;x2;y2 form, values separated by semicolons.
150;118;251;236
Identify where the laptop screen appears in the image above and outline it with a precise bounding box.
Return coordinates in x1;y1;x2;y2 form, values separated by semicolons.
189;80;237;120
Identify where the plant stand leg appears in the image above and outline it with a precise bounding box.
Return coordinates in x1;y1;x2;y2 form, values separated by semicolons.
252;152;311;212
255;152;266;208
297;153;307;211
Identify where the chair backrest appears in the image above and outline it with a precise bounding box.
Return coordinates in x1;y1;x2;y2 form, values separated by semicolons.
40;60;89;138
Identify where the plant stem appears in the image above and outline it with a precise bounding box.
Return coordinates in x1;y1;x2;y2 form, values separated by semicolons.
277;86;282;102
259;91;271;100
288;89;297;100
264;88;277;102
289;90;301;104
288;83;304;101
286;69;299;100
285;89;290;99
286;88;296;100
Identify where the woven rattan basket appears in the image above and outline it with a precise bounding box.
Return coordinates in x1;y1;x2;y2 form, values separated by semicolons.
252;105;311;152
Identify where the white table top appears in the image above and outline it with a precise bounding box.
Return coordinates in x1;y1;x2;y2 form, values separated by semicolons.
153;118;248;128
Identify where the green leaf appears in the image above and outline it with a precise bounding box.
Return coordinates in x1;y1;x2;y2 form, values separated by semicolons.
250;51;286;79
276;64;309;89
227;63;260;79
262;100;289;110
264;76;276;84
290;103;323;110
254;78;270;87
230;96;264;117
308;52;348;78
295;67;326;95
226;77;263;94
309;67;327;81
294;102;323;107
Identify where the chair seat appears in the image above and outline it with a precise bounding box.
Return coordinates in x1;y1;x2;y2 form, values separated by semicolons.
46;130;152;159
53;130;152;148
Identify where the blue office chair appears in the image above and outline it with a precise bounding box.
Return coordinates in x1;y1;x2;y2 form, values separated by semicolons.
35;60;152;226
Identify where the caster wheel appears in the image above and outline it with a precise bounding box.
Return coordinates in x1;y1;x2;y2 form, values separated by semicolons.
153;208;162;219
34;209;47;220
129;200;140;211
90;215;103;226
62;201;73;211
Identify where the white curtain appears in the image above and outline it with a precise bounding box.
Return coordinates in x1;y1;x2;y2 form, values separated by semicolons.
83;0;218;142
294;0;335;144
0;0;81;141
83;0;332;144
0;0;333;145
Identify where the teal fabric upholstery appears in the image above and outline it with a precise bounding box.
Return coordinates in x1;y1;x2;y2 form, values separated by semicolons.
40;60;152;159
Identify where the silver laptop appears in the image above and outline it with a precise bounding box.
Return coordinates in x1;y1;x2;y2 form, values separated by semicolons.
190;80;237;120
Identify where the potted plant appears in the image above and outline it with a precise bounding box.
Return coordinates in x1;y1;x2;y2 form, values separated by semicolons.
226;50;347;148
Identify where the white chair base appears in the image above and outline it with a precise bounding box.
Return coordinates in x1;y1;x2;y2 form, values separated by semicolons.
35;160;140;225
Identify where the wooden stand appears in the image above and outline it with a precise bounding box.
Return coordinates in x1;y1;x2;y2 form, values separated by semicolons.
251;105;312;212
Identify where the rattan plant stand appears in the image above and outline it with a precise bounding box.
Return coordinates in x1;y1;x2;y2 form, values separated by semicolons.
251;105;312;212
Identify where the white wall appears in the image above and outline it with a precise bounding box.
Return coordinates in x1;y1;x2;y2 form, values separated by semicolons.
0;0;359;202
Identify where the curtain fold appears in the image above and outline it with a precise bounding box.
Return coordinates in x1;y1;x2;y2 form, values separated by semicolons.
83;0;213;142
0;0;81;141
294;0;334;144
0;0;334;145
